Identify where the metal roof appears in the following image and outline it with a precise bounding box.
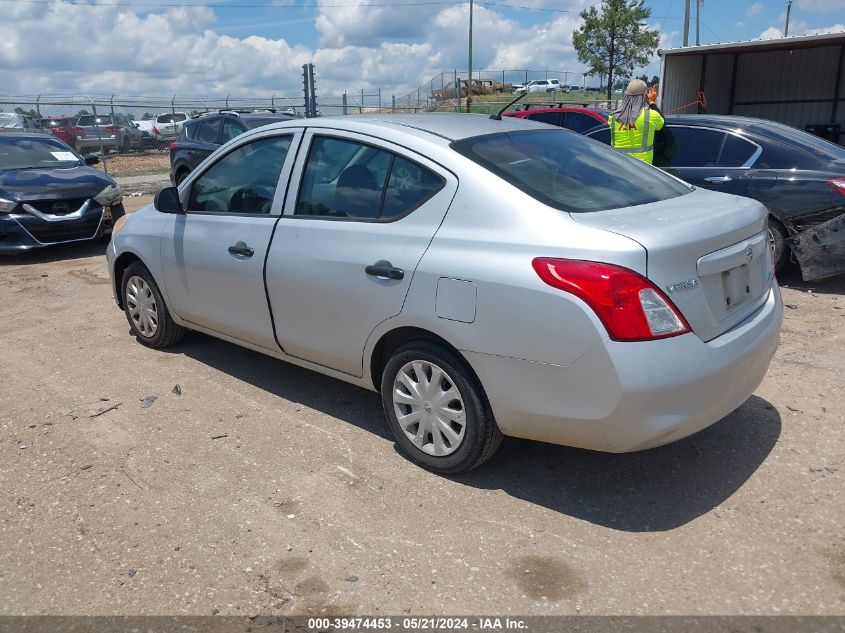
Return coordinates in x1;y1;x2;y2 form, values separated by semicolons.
659;31;845;57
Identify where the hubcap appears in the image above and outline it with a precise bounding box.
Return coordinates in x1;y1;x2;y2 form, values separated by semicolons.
392;360;466;457
126;275;158;338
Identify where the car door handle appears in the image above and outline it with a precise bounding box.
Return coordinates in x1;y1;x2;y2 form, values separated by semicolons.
228;242;254;258
703;175;732;184
365;261;404;280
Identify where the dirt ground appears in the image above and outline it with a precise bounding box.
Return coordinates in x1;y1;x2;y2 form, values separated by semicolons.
0;197;843;616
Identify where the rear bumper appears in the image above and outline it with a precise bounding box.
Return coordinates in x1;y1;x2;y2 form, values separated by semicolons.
77;137;117;151
465;284;783;452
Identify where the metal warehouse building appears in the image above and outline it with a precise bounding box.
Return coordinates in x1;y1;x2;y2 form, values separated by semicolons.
658;32;845;144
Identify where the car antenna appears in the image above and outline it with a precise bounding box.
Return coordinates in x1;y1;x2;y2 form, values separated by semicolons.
490;92;527;120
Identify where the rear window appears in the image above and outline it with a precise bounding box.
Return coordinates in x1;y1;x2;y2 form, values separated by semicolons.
451;130;690;213
77;115;113;127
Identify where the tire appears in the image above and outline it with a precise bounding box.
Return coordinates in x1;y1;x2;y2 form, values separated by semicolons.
174;168;190;186
380;340;502;474
121;261;186;349
768;217;789;273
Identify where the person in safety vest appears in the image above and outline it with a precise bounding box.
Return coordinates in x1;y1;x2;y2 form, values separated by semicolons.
608;79;664;164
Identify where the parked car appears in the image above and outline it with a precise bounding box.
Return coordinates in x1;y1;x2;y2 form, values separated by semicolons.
152;112;188;142
583;114;845;279
0;134;124;253
570;85;582;92
109;113;782;474
521;79;565;94
39;117;81;149
0;113;49;135
133;119;156;146
169;110;296;185
75;113;142;153
503;106;609;134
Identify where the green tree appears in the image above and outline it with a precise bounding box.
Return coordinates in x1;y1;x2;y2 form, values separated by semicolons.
572;0;660;101
142;112;154;120
77;109;90;117
14;106;39;118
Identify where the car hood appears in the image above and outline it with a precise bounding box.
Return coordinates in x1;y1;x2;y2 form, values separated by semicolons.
0;166;115;202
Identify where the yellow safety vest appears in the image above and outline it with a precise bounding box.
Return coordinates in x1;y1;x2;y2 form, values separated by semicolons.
608;106;665;164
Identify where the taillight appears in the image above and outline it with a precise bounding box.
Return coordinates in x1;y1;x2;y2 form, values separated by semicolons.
74;127;83;135
104;125;116;133
532;258;691;341
829;178;845;197
153;127;159;135
170;142;177;151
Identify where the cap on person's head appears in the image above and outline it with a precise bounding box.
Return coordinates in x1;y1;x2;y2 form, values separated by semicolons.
626;79;647;96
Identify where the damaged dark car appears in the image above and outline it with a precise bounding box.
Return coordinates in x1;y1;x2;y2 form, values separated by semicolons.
584;115;845;280
0;134;124;254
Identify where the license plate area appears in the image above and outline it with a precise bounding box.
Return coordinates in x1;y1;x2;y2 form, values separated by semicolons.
721;263;752;310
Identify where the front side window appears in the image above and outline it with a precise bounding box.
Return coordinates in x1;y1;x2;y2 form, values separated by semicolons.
452;129;690;213
566;112;603;134
719;134;758;167
188;136;291;215
296;136;444;220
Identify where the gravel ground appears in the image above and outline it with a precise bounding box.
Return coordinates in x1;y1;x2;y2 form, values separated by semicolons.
0;202;843;616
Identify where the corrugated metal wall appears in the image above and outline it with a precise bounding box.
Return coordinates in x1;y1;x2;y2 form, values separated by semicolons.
661;40;844;141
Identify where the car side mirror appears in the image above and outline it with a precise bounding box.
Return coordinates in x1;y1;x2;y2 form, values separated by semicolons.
83;154;100;166
154;187;184;214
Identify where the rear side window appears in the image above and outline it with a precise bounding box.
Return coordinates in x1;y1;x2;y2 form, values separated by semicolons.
196;119;221;144
719;134;758;167
526;112;562;126
221;119;245;143
566;112;603;134
296;136;444;220
381;157;445;219
183;120;200;140
451;129;690;213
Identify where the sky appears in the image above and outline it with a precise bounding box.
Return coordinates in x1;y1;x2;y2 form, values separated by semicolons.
0;0;843;100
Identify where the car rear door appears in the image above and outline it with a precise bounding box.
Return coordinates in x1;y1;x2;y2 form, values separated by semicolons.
187;118;222;167
160;129;302;351
265;130;458;377
658;125;759;196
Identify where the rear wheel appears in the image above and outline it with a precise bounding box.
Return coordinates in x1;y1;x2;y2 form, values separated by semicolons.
768;217;788;272
121;262;186;349
381;341;502;474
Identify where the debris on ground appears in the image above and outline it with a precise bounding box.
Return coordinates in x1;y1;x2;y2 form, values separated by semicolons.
140;395;157;409
211;433;228;440
89;402;122;418
172;384;182;396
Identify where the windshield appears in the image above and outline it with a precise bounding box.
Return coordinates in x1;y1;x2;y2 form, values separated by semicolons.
77;115;113;127
0;137;82;170
451;129;691;213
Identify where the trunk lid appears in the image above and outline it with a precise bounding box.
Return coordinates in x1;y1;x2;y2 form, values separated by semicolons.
571;187;774;341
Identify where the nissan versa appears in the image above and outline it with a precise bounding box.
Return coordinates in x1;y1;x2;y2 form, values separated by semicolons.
107;114;783;474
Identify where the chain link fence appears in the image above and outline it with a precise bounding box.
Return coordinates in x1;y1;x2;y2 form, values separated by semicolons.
0;74;611;194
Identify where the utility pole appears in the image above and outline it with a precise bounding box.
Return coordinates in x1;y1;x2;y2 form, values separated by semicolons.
683;0;690;46
467;0;473;111
696;0;701;46
784;0;792;36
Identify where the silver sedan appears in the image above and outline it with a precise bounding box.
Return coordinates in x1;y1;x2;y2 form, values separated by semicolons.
107;113;783;474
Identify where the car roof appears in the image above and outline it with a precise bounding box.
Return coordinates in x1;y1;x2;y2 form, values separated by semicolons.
503;107;610;118
274;113;550;144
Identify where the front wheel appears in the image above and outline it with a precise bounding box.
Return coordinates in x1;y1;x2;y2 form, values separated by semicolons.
121;261;186;348
381;341;502;474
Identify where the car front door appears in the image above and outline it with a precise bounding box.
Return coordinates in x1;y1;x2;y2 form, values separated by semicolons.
161;129;302;351
265;131;458;376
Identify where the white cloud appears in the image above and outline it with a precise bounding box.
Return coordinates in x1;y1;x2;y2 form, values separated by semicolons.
746;2;764;16
0;0;618;101
758;19;845;38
